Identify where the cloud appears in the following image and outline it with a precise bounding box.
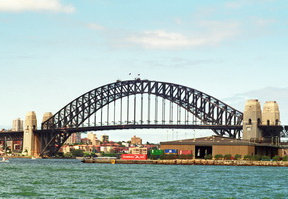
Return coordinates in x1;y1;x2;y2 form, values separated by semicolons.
253;18;276;27
127;31;196;49
145;58;223;69
0;0;75;13
86;23;105;31
125;21;240;49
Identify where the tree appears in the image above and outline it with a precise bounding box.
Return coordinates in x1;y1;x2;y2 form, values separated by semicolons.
71;149;84;157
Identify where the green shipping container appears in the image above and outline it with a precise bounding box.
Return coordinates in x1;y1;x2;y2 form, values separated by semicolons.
151;150;164;156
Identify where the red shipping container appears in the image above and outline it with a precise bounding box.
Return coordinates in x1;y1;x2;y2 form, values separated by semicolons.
179;150;192;155
121;154;147;160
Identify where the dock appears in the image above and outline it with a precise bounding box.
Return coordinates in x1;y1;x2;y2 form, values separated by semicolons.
82;158;288;167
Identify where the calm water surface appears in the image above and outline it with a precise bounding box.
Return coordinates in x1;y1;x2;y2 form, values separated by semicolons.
0;159;287;198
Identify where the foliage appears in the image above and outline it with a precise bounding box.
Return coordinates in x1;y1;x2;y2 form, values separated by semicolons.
84;152;91;157
224;154;232;160
102;153;118;157
252;155;262;161
64;152;73;158
244;155;252;160
204;154;212;160
83;152;97;157
283;156;288;161
57;152;64;157
234;154;242;160
272;156;280;161
214;154;223;160
261;156;271;161
71;149;84;157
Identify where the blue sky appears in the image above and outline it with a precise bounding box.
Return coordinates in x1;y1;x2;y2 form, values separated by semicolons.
0;0;287;142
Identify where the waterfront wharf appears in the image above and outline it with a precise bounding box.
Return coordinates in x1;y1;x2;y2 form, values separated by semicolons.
82;158;288;167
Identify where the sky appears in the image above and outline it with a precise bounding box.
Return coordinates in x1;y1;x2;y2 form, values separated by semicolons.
0;0;287;143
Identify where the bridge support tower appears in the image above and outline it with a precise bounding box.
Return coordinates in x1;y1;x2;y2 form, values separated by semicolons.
22;111;40;156
243;100;263;141
262;101;280;126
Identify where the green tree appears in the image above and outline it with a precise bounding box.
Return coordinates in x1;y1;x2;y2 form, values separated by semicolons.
214;154;223;160
272;156;280;161
234;154;242;160
244;155;252;160
71;149;84;157
283;156;288;161
204;154;212;160
252;155;262;161
224;154;232;160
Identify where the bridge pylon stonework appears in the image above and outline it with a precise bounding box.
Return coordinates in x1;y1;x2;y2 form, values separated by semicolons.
22;111;40;156
243;100;262;141
243;100;281;143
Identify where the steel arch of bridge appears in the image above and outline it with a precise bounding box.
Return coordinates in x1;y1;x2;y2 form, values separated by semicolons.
43;79;243;129
41;79;243;151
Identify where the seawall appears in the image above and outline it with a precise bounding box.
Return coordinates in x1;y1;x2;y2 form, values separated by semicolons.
82;159;288;167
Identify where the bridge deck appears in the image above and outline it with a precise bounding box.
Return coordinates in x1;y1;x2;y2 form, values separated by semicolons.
35;124;243;134
0;131;24;141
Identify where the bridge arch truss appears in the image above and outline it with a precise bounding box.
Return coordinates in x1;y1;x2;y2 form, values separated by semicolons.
41;79;243;155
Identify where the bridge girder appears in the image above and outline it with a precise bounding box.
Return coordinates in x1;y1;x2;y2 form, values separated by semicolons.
41;79;243;156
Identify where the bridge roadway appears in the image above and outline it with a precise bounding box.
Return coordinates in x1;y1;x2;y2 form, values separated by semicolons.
35;124;243;134
2;125;288;141
0;131;24;141
0;124;242;141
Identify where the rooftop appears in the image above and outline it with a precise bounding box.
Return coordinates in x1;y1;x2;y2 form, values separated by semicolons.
160;136;279;147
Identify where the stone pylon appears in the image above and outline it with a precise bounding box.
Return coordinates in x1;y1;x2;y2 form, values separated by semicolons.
22;111;37;156
42;112;53;123
262;101;280;125
243;99;263;141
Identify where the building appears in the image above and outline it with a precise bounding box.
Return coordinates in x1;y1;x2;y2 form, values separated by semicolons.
12;118;23;131
160;136;279;158
100;146;114;153
131;135;142;145
81;138;91;145
160;99;285;159
129;147;147;154
101;135;109;143
65;133;81;145
61;144;100;154
87;132;96;145
87;132;101;145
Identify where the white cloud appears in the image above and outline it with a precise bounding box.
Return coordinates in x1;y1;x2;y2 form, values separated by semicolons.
254;18;276;27
125;21;240;49
86;23;105;31
0;0;75;13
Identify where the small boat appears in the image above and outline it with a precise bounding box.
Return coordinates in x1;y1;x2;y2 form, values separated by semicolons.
1;157;9;163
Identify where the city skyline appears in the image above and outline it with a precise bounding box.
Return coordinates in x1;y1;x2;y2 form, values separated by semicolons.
0;0;287;142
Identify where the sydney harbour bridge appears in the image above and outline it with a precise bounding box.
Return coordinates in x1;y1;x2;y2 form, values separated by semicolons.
0;79;286;157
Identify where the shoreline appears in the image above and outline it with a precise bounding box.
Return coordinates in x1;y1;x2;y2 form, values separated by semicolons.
82;158;288;167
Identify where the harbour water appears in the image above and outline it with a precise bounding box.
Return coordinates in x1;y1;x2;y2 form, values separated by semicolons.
0;159;287;198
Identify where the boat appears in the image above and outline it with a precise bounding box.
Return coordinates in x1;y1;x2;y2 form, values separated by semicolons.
1;157;9;163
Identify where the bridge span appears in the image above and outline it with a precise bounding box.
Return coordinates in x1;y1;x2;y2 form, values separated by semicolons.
0;79;285;157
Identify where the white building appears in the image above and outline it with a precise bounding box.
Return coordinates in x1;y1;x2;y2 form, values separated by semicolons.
12;118;23;131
